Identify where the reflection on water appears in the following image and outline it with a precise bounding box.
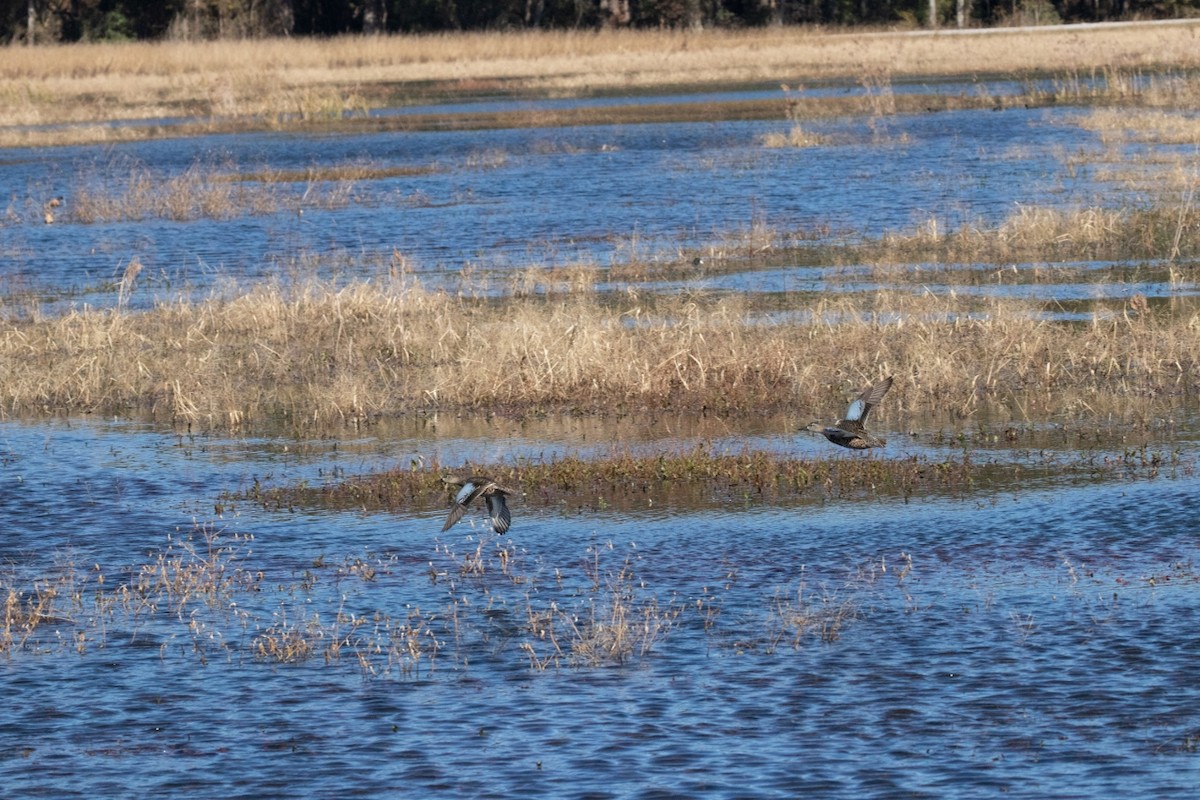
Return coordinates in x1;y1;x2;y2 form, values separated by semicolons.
1;416;1199;798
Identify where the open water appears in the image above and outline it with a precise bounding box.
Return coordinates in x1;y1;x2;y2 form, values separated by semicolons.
2;85;1200;797
4;89;1193;310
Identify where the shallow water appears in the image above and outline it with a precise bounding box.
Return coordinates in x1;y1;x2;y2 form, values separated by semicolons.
7;91;1193;314
2;415;1199;798
375;77;1051;118
5;87;1200;797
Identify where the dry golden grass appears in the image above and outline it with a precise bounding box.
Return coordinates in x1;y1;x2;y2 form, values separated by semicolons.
132;526;257;615
10;159;451;225
71;163;273;223
2;579;69;654
869;203;1200;264
1034;66;1200;111
1079;108;1200;146
5;508;1192;672
0;524;725;673
772;581;859;645
1;259;1197;431
760;124;830;148
521;550;680;670
4;23;1200;142
0;523;440;675
67;161;367;223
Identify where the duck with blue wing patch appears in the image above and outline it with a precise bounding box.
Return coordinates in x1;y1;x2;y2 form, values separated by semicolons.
441;475;513;534
804;376;893;450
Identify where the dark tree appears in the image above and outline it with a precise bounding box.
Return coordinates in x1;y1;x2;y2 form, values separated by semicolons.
3;0;1200;41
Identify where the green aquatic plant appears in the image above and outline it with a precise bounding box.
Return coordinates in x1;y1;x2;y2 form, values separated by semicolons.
238;443;1191;523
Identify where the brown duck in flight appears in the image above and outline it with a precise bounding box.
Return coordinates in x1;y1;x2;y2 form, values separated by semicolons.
441;475;513;534
804;376;894;450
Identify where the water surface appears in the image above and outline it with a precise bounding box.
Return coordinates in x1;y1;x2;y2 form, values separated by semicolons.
7;95;1187;311
3;87;1200;798
2;416;1199;798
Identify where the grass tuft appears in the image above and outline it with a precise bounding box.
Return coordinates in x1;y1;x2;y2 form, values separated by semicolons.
2;258;1199;432
772;579;859;645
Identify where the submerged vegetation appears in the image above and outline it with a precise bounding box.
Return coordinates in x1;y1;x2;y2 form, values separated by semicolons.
63;161;441;224
3;427;1189;672
5;467;1190;673
0;518;794;671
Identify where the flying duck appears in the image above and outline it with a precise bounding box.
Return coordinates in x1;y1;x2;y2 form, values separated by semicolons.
804;376;894;450
440;475;513;534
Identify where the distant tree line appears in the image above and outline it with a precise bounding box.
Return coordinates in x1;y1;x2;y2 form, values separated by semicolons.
3;0;1198;42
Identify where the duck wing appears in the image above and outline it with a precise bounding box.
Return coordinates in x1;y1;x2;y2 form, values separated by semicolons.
441;480;485;531
845;376;893;423
485;491;512;534
453;480;485;506
441;501;469;531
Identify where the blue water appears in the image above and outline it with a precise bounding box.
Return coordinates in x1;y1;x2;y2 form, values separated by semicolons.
4;88;1200;797
2;101;1161;309
1;415;1199;798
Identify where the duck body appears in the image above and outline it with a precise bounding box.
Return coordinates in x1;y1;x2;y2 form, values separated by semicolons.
441;475;513;534
806;421;886;450
805;376;893;451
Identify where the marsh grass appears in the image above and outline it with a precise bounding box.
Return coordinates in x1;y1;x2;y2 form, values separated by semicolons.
760;126;828;148
244;443;1187;529
0;522;250;657
513;547;680;670
249;601;438;675
1081;108;1200;146
0;522;444;675
866;203;1200;264
17;158;443;226
564;558;679;667
68;160;371;223
71;163;261;222
245;448;944;514
4;513;1194;674
1030;67;1200;110
252;606;322;663
2;578;72;654
4;255;1199;431
5;156;1200;432
771;577;859;646
231;163;441;184
732;554;924;653
131;522;258;616
761;83;833;148
5;25;1200;144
